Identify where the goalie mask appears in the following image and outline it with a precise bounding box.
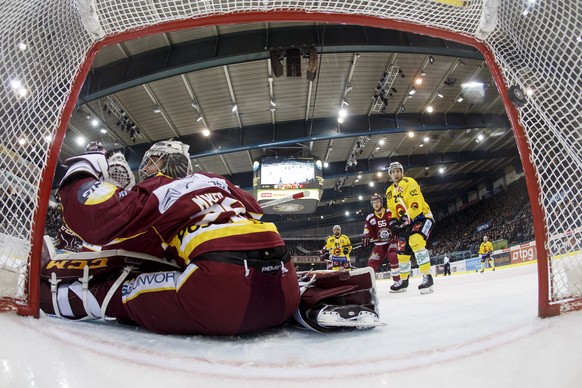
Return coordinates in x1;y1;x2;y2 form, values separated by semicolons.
139;140;192;181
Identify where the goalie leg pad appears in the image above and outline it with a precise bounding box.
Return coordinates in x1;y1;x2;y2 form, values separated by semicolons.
294;268;384;332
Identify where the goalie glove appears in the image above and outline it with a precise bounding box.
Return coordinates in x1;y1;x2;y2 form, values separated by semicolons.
292;268;385;333
107;152;136;189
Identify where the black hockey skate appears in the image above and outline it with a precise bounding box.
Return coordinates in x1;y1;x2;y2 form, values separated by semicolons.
317;305;385;330
418;274;434;294
389;278;409;293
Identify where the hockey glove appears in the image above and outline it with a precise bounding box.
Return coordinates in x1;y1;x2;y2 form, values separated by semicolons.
362;237;370;247
342;247;350;255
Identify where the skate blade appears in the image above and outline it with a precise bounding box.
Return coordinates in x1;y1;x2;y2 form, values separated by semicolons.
389;288;407;293
419;286;434;295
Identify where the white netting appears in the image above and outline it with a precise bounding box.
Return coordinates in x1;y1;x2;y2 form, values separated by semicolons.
0;0;580;315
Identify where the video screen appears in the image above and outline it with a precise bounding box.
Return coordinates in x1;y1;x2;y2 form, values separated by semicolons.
255;156;323;190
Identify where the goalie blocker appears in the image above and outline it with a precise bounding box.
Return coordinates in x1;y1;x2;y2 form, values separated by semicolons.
293;267;385;332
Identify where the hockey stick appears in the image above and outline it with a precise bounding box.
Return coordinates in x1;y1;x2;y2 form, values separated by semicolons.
296;239;377;255
260;190;310;208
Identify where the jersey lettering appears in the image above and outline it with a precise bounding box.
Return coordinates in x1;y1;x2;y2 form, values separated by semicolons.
191;192;224;210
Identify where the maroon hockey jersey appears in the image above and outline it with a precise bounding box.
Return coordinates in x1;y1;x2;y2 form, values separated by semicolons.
363;208;397;249
58;172;285;268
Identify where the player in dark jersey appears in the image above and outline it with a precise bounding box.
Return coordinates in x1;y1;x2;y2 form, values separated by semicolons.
362;194;402;291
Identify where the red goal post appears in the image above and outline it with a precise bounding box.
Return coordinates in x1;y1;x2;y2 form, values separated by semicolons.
0;0;579;318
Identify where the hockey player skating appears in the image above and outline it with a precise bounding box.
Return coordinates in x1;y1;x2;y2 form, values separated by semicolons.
478;235;495;272
40;140;382;334
385;162;435;294
362;194;402;291
323;225;352;270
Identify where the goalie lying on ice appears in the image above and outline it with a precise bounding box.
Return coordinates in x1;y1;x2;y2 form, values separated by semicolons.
40;140;383;335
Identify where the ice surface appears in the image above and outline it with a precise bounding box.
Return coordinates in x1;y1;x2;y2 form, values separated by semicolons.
1;263;581;387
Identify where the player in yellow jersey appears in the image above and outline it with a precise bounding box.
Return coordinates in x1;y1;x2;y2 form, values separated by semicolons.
323;225;352;270
478;235;495;272
385;162;435;294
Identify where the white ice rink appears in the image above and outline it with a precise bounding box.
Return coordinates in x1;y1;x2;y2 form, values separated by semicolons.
1;263;582;388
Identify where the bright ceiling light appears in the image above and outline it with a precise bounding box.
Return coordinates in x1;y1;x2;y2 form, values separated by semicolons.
526;88;534;96
17;88;28;97
369;181;375;187
337;117;344;124
426;106;434;113
357;174;362;179
231;104;238;112
478;134;485;141
439;167;445;174
91;119;99;127
76;136;86;146
18;138;27;146
437;93;444;98
323;162;329;168
18;42;27;51
415;78;422;85
202;128;210;137
408;131;415;138
345;211;350;216
378;139;385;146
461;82;484;88
270;99;276;107
408;89;416;96
457;96;464;102
339;108;348;118
377;172;383;177
100;128;107;134
45;135;52;142
358;195;363;200
197;116;203;122
423;136;430;143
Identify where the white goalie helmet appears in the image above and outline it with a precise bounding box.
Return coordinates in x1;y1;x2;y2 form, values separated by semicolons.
139;139;193;181
333;225;341;233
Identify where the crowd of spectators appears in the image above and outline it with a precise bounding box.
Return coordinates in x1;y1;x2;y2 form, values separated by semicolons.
429;179;534;257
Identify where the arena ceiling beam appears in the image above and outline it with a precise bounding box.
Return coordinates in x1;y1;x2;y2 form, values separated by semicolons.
79;25;482;103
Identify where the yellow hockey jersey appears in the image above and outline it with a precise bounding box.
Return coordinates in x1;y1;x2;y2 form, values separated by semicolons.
324;234;352;258
479;241;494;255
385;176;433;221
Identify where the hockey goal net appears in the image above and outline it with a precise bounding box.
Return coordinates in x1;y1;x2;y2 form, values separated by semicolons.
0;1;580;318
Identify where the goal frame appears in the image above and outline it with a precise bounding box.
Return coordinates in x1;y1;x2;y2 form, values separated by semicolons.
19;10;559;318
